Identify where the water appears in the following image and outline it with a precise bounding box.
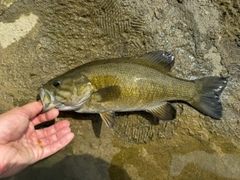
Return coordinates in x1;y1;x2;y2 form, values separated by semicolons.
0;0;240;179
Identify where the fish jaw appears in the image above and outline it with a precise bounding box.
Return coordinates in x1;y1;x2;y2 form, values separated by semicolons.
40;88;62;112
56;86;93;111
39;83;94;113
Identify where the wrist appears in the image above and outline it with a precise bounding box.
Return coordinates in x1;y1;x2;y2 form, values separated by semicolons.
0;146;22;178
0;152;9;178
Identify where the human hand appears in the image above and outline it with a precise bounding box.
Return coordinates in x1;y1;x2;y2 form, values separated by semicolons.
0;101;74;178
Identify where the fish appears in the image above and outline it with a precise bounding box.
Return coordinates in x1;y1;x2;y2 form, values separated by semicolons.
39;51;228;129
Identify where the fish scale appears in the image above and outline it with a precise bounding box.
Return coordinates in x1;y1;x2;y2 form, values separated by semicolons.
39;51;227;129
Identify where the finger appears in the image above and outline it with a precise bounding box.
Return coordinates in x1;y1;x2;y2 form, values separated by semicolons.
41;132;74;159
39;126;71;147
36;120;70;139
32;109;59;126
17;101;43;119
0;101;43;130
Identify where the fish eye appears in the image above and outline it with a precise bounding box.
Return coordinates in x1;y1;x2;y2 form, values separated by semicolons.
53;81;61;88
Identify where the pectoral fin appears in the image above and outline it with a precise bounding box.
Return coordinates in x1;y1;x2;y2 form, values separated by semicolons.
99;111;116;129
91;86;121;102
146;103;176;120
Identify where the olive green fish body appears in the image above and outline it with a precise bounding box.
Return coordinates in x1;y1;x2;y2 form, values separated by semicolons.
77;61;196;112
39;51;228;129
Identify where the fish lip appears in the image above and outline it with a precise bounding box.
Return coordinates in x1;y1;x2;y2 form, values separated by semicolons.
39;88;58;113
39;88;45;102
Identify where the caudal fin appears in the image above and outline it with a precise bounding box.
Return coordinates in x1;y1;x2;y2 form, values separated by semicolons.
192;77;228;119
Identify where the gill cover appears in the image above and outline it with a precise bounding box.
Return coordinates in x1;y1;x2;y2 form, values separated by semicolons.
40;74;95;112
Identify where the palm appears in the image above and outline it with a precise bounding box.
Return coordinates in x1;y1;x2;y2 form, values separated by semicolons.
0;102;74;178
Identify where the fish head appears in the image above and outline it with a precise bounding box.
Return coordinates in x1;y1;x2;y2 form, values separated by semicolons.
39;74;95;112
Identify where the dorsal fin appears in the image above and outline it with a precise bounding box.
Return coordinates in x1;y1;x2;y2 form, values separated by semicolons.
134;51;175;72
78;50;175;73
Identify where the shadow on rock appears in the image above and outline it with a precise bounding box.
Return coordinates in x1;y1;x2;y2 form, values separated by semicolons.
59;111;103;138
10;154;130;180
57;111;160;138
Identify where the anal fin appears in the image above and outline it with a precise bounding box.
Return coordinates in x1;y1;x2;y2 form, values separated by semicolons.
99;111;116;129
146;103;176;120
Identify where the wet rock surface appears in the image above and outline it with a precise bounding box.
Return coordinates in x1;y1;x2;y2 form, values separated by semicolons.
0;0;239;179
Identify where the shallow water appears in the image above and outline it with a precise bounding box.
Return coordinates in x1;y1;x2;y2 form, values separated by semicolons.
1;0;240;179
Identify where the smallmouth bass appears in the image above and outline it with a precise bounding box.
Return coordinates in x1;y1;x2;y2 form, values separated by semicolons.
39;51;228;129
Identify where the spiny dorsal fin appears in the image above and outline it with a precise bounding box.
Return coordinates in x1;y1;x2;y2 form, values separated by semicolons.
146;102;176;120
135;51;175;72
100;111;116;129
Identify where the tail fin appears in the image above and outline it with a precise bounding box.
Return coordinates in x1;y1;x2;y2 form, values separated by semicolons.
192;77;228;119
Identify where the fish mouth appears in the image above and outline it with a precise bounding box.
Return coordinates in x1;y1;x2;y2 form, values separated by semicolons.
39;88;61;113
39;88;91;113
